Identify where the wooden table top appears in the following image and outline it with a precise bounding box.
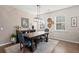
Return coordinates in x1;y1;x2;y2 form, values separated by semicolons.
24;31;48;38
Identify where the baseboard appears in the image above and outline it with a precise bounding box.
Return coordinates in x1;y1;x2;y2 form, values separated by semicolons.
50;37;79;44
0;42;11;46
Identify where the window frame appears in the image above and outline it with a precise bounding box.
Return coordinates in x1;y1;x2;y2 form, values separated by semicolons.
55;16;65;31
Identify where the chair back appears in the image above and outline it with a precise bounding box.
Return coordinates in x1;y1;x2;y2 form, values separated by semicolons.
45;28;49;32
17;32;25;43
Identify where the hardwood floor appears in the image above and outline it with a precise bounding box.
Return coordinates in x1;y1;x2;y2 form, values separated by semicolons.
53;40;79;53
0;43;18;53
0;40;79;53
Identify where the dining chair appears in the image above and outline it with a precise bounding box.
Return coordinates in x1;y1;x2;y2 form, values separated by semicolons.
17;32;32;52
40;28;49;42
45;28;49;32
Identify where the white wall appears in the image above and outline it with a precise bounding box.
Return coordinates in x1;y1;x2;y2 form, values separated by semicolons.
41;6;79;43
0;5;79;45
0;6;34;45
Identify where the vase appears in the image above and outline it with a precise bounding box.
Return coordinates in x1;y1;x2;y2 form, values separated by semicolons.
11;37;16;43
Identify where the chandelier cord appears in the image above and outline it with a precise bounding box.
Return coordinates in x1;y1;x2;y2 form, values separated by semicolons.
37;5;40;19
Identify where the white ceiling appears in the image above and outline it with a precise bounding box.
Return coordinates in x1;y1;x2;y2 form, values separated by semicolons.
12;5;74;15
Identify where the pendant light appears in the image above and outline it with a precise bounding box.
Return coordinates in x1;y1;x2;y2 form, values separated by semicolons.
34;5;42;20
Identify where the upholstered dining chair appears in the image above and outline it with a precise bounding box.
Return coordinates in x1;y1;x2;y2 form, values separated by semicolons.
40;28;49;42
17;32;32;52
45;28;49;32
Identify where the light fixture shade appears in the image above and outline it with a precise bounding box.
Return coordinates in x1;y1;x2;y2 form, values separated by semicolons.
34;5;42;20
34;16;42;20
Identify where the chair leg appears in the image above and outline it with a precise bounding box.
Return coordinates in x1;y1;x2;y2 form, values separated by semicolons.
23;45;26;53
20;42;22;51
20;43;21;50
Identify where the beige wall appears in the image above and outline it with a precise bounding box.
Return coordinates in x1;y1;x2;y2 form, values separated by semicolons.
0;6;34;45
41;6;79;43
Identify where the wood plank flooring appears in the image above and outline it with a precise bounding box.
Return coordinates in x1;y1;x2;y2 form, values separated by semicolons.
53;40;79;53
0;40;79;53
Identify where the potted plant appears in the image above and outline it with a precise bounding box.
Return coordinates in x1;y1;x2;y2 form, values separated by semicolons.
10;33;16;43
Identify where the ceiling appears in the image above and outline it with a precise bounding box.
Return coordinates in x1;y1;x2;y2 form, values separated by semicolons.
12;5;74;15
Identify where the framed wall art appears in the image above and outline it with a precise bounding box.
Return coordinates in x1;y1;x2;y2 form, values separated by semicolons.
21;17;29;28
71;17;77;27
47;18;54;28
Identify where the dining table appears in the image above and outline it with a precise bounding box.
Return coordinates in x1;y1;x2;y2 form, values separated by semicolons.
24;31;49;52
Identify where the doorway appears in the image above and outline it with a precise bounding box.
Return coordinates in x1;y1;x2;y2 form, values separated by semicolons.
33;21;38;31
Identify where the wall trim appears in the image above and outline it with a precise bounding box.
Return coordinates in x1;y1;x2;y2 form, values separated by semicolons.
50;38;79;44
0;42;11;46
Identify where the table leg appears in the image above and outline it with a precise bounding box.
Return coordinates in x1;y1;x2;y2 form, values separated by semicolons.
31;40;34;52
34;40;38;48
46;34;48;42
31;39;36;52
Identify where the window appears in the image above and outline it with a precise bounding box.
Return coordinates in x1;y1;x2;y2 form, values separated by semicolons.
55;16;65;31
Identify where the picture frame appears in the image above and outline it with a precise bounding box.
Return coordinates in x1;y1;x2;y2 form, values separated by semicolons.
71;17;77;27
21;17;29;28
